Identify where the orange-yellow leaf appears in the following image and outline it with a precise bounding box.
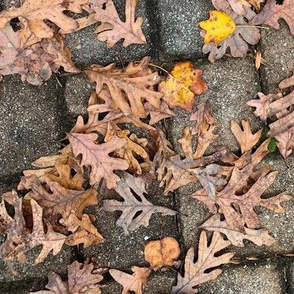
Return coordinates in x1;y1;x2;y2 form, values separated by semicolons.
199;11;236;44
159;62;208;111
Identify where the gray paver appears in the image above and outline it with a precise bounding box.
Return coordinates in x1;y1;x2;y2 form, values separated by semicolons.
199;260;286;294
65;0;155;68
157;0;213;59
259;21;294;93
0;75;68;178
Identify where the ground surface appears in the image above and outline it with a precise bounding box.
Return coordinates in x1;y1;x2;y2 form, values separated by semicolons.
1;0;294;293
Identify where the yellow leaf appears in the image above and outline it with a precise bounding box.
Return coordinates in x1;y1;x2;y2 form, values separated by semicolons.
159;62;208;111
199;11;236;44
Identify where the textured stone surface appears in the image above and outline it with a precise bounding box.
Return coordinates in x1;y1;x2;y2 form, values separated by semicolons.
65;0;156;68
199;260;286;294
157;0;213;59
0;76;69;178
259;21;294;93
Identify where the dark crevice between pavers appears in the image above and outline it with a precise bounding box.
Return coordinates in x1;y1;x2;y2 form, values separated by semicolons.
0;172;22;194
0;279;48;294
285;257;294;294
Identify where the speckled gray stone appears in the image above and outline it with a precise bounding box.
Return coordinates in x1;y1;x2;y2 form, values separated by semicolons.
65;0;156;68
259;21;294;93
199;260;286;294
0;75;69;178
64;73;94;117
157;0;214;59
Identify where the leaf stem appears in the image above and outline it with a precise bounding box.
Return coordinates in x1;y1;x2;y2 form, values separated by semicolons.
237;25;270;29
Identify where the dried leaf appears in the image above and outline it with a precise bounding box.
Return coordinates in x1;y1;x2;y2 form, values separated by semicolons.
85;57;162;119
171;231;234;294
231;120;262;153
110;266;151;294
68;132;129;188
32;261;104;294
0;191;66;263
279;74;294;89
144;237;180;270
252;0;294;35
178;127;193;159
64;214;104;248
275;128;294;159
0;0;88;39
94;0;146;47
201;0;260;62
200;214;276;247
18;176;97;232
159;62;208;111
145;101;175;125
102;172;176;235
105;122;149;175
199;11;236;44
191;164;292;230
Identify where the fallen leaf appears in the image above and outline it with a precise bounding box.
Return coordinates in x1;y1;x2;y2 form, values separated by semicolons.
231;120;262;153
171;231;234;294
252;0;294;35
0;0;88;39
200;214;276;247
199;10;236;44
144;237;180;270
274;128;294;159
145;101;175;125
103;172;176;235
201;0;260;62
0;191;66;263
68;132;129;188
191;164;292;230
110;266;151;294
159;62;208;111
64;214;104;248
85;57;162;119
105;122;149;175
95;0;146;47
279;73;294;89
18;175;97;232
32;260;104;294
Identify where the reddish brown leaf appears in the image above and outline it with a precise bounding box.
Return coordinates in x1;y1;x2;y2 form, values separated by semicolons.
172;231;234;294
68;132;129;188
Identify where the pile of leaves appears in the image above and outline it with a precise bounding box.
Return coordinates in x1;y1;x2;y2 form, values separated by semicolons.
0;0;294;293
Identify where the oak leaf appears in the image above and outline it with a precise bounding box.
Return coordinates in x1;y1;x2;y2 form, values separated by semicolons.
201;0;260;62
110;266;151;294
102;172;176;235
252;0;294;35
105;122;149;175
0;191;66;264
171;231;234;294
199;11;236;44
231;120;262;153
159;62;208;111
200;214;275;247
32;260;104;294
0;0;88;39
85;57;162;119
144;237;180;270
68;132;129;188
63;214;104;248
18;175;98;232
191;164;292;231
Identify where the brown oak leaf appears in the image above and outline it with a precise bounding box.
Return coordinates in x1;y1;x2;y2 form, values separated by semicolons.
85;57;163;119
0;191;66;264
102;172;176;235
231;120;262;153
252;0;294;35
0;0;88;39
18;175;97;232
32;260;104;293
144;237;180;270
191;164;292;231
68;132;129;188
105;122;149;175
110;266;151;294
200;214;275;247
171;231;234;294
0;34;78;86
201;0;260;62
